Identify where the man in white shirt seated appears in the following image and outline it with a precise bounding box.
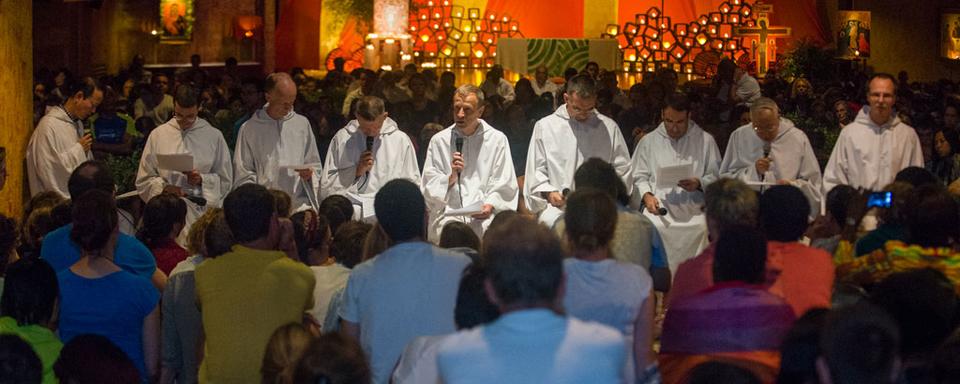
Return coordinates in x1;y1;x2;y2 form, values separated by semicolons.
479;65;515;104
436;215;626;384
530;64;559;99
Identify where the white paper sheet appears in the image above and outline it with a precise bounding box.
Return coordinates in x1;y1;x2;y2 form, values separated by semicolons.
444;201;484;217
116;190;140;199
279;162;323;170
345;192;376;219
745;180;778;187
656;163;694;190
156;154;194;172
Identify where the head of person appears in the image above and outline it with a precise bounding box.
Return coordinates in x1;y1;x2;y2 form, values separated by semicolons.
439;222;481;251
330;221;372;269
895;166;939;187
944;104;959;129
825;185;857;228
70;190;118;255
292;333;371;384
63;77;103;120
791;78;813;99
760;185;810;242
867;73;898;125
241;77;265;109
54;334;141;384
563;74;598;122
172;84;200;130
407;73;427;98
262;323;315;384
834;100;850;125
374;179;426;243
935;128;960;160
1;258;59;327
817;303;901;384
136;192;187;248
270;189;292;218
717;58;737;83
908;184;959;248
318;195;355;236
482;215;564;311
264;72;297;120
564;189;617;254
686;361;761;384
713;225;767;284
872;268;959;360
190;54;201;68
534;64;550;84
778;308;830;384
750;97;781;142
203;210;234;258
455;265;500;330
223;184;278;245
152;73;170;95
355;96;388;137
440;71;455;87
186;207;222;257
67;160;115;201
0;334;41;384
452;84;485;133
290;210;331;266
705;178;758;239
584;61;600;78
662;92;692;139
359;69;379;95
514;78;536;105
875;182;915;226
573;158;629;205
484;210;518;238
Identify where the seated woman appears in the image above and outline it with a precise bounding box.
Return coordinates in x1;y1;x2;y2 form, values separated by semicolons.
57;190;160;382
137;192;188;275
927;128;960;186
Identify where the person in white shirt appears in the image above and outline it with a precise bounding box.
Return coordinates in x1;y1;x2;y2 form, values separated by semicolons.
234;72;321;211
27;77;102;198
631;92;720;271
436;215;625;384
479;65;515;103
731;66;761;107
523;74;632;228
530;64;559;98
823;73;924;193
720;97;822;217
321;96;420;219
421;84;518;241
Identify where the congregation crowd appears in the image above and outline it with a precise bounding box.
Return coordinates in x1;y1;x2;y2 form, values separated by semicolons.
5;51;960;384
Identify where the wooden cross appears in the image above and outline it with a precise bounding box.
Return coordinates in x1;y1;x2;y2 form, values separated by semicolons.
733;2;791;76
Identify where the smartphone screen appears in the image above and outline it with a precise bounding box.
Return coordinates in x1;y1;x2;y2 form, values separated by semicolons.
867;191;893;208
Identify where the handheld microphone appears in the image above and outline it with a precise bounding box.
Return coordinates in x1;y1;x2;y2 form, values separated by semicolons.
760;142;771;182
366;136;374;152
454;137;464;177
562;188;571;198
657;206;667;216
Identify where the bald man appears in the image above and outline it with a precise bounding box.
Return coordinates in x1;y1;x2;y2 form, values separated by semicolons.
234;72;322;211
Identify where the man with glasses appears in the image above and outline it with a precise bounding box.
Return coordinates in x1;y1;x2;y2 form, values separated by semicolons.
523;74;632;228
720;97;822;218
631;92;720;271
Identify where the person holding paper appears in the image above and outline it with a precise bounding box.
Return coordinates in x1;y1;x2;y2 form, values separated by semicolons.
523;74;632;228
720;97;822;217
631;92;720;271
421;85;518;241
234;72;321;211
320;96;419;219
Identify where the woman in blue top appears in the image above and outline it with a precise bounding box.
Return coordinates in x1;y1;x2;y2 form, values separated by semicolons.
56;189;160;382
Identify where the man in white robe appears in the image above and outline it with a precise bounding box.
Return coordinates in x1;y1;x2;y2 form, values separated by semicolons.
27;77;102;198
523;74;632;228
720;97;822;217
631;93;721;271
136;85;233;243
823;74;923;193
234;72;322;211
321;95;420;219
421;85;518;241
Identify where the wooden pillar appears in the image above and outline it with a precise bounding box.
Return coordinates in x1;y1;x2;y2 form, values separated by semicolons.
264;0;276;73
0;0;33;219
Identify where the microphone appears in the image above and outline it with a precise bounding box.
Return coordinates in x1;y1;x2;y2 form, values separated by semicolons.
562;188;571;198
454;136;465;205
657;206;667;216
366;136;374;152
760;142;771;182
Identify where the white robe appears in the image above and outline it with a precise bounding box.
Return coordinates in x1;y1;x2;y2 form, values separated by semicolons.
421;120;518;242
234;107;322;210
26;106;92;198
823;107;924;194
320;117;420;218
523;105;633;227
720;118;823;217
630;121;720;271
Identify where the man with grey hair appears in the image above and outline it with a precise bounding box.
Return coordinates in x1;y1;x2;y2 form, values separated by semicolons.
234;72;322;211
421;85;518;241
321;95;419;219
524;74;632;227
531;64;559;98
720;96;822;215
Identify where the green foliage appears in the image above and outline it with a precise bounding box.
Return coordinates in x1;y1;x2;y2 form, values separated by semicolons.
102;150;141;194
783;111;837;168
779;38;836;86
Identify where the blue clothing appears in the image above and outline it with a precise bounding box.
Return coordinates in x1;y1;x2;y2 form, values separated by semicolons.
41;224;156;279
94;115;127;144
57;269;160;380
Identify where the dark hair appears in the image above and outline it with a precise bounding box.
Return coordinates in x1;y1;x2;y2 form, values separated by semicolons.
174;84;199;108
63;76;100;100
663;92;691;112
686;361;760;384
318;195;355;235
439;222;480;251
0;215;16;276
291;210;331;263
0;258;59;326
759;185;810;241
270;189;292;218
937;129;960;159
203;211;234;258
777;308;829;384
564;74;597;99
868;73;898;95
573;158;628;205
564;189;617;252
895;166;939;187
330;221;372;269
374;179;426;242
70;190;118;253
485;210;518;234
54;334;141;384
933;330;960;383
871;269;959;357
713;225;767;284
482;216;564;307
0;334;42;384
67;160;115;200
137;193;187;248
355;96;386;121
223;184;276;243
292;333;371;384
908;184;959;247
826;185;857;225
454;264;499;329
819;303;900;384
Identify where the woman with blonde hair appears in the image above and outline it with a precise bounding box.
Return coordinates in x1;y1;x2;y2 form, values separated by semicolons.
261;323;316;384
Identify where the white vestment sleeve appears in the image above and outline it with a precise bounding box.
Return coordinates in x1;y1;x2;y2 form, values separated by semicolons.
631;138;657;200
202;134;234;207
320;135;360;198
232;124;258;187
523;123;555;214
34;132;88;197
822;132;850;195
135;136;167;203
421;136;453;208
611;125;635;196
480;137;519;212
699;134;722;187
719;131;761;182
